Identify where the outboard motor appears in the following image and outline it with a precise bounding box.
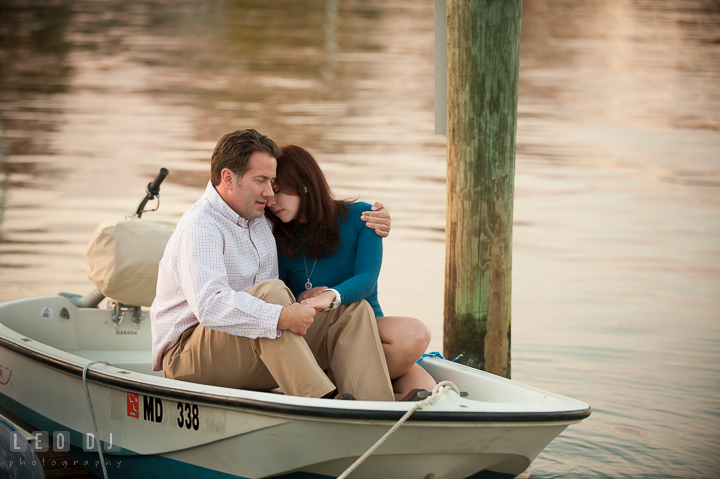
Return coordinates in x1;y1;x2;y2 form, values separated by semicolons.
60;168;172;312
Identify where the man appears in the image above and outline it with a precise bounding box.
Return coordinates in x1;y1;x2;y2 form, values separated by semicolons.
151;129;394;401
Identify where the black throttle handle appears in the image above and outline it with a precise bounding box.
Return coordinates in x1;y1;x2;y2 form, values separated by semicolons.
147;167;169;197
136;168;169;217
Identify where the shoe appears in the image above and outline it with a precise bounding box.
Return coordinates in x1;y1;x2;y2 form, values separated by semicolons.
322;389;357;400
334;393;357;400
400;388;431;402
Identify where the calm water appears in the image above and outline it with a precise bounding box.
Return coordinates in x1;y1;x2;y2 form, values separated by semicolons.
1;0;719;477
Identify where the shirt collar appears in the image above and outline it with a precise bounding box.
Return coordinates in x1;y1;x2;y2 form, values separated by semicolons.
203;180;264;228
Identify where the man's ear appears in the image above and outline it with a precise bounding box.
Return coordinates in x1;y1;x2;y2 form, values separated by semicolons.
221;168;235;189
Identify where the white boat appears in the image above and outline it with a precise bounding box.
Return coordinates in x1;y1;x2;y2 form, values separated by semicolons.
0;171;590;478
0;293;590;479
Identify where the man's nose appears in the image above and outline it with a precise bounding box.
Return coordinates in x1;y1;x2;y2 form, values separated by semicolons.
262;182;274;198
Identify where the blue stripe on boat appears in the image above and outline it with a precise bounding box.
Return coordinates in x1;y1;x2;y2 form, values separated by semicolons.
0;392;520;479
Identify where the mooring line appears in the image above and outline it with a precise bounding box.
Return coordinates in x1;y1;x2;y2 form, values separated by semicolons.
83;360;111;479
337;380;461;479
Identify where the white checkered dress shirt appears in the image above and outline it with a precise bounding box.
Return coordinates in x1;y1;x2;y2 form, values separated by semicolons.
151;181;282;371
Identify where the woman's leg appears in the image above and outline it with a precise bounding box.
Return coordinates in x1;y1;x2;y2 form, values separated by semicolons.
376;316;437;399
376;316;429;378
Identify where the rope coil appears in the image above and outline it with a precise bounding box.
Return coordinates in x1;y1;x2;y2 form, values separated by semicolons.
337;380;460;479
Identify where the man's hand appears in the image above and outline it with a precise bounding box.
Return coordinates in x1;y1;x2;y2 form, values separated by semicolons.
361;202;391;238
297;286;328;302
277;303;316;336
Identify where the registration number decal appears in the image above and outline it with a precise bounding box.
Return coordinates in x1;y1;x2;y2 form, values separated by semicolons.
176;401;199;431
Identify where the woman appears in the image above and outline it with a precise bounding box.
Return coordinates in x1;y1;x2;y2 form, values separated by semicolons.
266;145;436;400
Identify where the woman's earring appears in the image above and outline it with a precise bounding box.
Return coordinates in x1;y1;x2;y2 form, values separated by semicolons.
304;187;308;193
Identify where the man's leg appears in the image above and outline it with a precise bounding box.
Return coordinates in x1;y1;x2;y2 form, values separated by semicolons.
304;300;394;401
163;279;335;398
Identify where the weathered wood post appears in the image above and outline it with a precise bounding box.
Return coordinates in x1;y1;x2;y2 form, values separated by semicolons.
443;0;522;378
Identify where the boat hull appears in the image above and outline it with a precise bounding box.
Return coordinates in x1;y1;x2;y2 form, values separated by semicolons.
0;295;590;479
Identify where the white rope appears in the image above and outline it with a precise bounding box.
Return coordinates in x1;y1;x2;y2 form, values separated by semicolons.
83;360;111;479
337;380;461;479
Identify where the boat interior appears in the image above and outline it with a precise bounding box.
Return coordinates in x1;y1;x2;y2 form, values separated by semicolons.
0;294;161;376
0;294;565;406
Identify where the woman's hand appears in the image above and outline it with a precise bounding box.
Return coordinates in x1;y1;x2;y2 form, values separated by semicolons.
297;286;328;302
361;202;391;238
300;290;336;312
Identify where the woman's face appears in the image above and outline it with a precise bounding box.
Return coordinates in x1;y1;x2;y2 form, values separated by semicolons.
267;185;301;222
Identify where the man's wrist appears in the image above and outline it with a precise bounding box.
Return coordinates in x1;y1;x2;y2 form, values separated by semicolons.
273;303;287;333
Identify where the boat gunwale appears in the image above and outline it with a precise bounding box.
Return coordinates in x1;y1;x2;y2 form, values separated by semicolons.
0;334;591;423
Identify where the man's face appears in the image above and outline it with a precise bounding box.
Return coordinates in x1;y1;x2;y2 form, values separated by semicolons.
223;151;276;220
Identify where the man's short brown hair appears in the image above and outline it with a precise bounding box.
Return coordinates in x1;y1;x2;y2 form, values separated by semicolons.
210;129;282;186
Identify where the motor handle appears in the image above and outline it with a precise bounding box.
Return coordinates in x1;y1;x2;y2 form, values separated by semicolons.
147;167;169;197
136;168;169;217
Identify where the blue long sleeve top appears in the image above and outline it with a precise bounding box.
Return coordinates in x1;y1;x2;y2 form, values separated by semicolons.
277;202;383;317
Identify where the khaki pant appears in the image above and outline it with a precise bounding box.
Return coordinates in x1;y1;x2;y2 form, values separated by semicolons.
163;279;394;401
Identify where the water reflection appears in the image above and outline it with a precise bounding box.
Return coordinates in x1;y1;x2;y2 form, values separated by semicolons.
0;1;73;157
0;0;718;478
515;1;720;477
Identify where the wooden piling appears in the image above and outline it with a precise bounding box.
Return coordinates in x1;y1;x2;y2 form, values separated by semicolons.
443;0;522;378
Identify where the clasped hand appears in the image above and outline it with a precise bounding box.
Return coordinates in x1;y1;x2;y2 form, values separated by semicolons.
278;287;336;336
297;286;333;312
277;302;315;336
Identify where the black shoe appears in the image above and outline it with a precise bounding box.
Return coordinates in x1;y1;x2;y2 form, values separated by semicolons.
334;393;357;400
321;389;357;400
400;388;431;402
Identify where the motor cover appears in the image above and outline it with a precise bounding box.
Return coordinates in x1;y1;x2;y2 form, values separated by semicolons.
86;218;175;306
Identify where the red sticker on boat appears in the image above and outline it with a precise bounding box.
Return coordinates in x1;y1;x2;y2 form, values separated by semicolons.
127;393;139;418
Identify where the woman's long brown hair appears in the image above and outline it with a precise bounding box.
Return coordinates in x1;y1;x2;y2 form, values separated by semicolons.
267;145;349;259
